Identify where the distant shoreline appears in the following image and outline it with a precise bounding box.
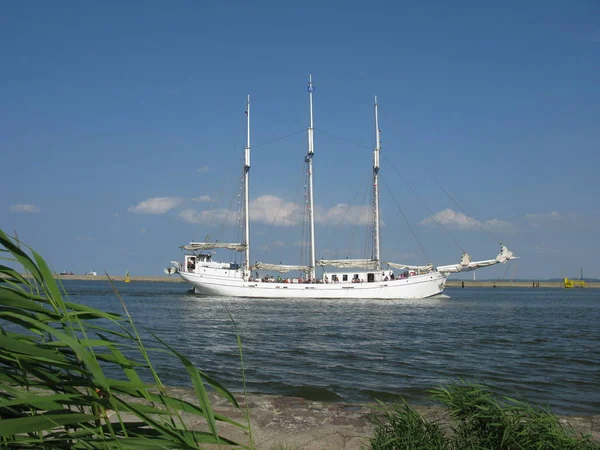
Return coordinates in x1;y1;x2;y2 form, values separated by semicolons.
15;274;600;288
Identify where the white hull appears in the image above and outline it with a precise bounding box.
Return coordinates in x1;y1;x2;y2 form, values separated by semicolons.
180;271;448;300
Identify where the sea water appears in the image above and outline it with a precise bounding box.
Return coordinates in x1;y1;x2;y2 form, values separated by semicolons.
60;281;599;415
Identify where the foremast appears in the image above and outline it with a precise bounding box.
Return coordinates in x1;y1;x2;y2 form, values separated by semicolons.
372;96;381;270
243;95;251;280
306;75;317;280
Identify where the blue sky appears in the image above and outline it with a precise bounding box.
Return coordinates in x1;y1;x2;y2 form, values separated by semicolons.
2;1;599;279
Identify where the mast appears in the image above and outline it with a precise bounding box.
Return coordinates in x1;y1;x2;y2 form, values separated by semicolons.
243;95;251;279
373;96;381;270
306;75;316;280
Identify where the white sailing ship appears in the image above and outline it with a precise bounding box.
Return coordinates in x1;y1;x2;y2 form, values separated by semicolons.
167;76;516;299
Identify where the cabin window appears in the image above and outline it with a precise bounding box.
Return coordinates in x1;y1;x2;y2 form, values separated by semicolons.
342;274;348;282
367;273;375;282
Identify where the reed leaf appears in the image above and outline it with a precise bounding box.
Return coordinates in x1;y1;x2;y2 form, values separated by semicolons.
149;332;221;441
0;411;98;436
0;229;43;284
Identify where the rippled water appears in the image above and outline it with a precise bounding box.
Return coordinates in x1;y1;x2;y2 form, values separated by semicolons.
62;281;599;415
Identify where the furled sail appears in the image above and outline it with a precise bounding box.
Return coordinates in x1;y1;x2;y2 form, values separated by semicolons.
251;262;310;273
182;242;246;252
318;259;433;272
385;262;434;272
317;259;380;269
437;245;517;273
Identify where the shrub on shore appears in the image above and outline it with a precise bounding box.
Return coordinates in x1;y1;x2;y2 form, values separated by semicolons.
370;382;598;449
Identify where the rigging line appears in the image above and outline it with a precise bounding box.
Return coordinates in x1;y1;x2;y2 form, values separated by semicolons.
220;165;242;264
380;174;432;265
338;172;370;258
254;129;306;148
206;149;243;236
314;128;371;150
226;166;243;235
428;172;502;244
326;171;371;250
290;160;309;265
263;159;306;255
381;153;466;254
354;179;372;262
237;164;247;262
362;181;371;259
351;180;371;260
501;261;512;281
365;184;374;261
300;168;307;266
228;168;245;263
371;180;377;261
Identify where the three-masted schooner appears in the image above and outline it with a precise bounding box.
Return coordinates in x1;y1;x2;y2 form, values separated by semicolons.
167;76;516;299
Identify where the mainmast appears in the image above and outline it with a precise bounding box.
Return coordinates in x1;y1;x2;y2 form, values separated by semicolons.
306;75;316;280
243;95;251;280
373;96;381;270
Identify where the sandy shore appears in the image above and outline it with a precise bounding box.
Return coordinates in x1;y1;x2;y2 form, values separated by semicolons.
110;389;599;449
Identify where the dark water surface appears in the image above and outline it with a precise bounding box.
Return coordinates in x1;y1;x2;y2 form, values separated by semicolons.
62;281;599;415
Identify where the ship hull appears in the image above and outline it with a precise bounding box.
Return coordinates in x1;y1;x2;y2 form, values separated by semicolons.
179;271;448;299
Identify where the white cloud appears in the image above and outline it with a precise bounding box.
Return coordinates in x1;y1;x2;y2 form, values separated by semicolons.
420;209;480;229
76;236;94;241
180;208;238;225
179;195;375;228
250;195;304;226
315;203;372;226
250;196;373;227
128;197;183;214
197;166;210;173
10;204;40;214
192;194;214;203
420;208;516;232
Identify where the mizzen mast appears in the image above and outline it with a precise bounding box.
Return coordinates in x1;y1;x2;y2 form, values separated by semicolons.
306;75;317;280
243;95;251;280
373;96;381;270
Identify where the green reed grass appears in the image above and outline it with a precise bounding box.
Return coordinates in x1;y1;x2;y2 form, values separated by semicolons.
369;382;598;449
370;400;449;449
0;228;247;448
